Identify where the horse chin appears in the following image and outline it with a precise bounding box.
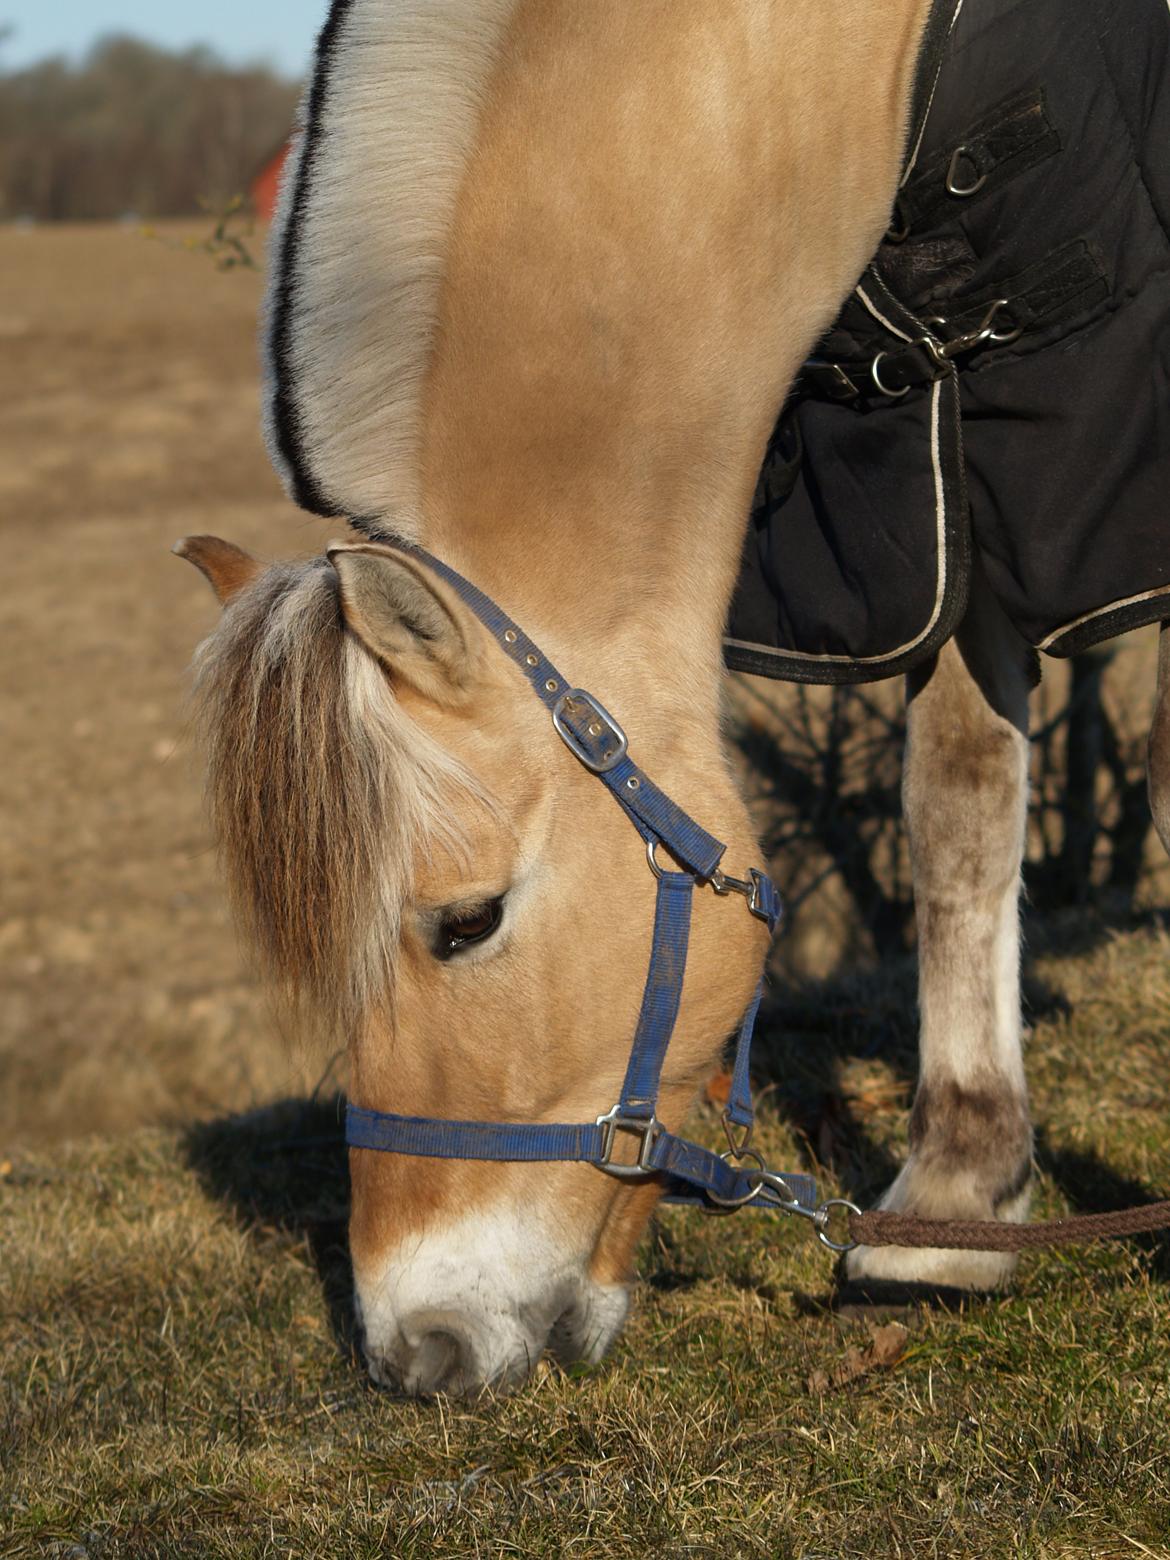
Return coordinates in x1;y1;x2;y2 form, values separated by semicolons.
351;1203;631;1399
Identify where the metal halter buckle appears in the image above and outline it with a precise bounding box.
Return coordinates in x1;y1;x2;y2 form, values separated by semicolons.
552;690;629;774
595;1106;661;1178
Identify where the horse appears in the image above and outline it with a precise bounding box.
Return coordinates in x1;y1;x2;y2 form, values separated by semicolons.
176;0;1170;1396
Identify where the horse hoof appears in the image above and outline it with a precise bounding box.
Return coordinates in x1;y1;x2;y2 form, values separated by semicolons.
842;1239;1019;1296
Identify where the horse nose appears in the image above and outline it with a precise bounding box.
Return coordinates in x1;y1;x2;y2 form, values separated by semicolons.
393;1312;483;1396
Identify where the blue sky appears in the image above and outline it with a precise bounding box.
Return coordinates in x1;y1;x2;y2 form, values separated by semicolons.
1;0;326;78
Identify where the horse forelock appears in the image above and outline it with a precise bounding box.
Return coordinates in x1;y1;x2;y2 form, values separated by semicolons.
191;557;487;1037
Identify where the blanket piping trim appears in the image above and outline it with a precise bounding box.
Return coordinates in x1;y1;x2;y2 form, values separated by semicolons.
722;379;957;680
1039;587;1170;658
721;0;973;688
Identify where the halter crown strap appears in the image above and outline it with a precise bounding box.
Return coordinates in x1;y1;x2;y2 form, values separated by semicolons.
344;541;816;1217
404;543;727;880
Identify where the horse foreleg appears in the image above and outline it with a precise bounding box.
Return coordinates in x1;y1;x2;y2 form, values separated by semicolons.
844;575;1034;1293
1147;624;1170;857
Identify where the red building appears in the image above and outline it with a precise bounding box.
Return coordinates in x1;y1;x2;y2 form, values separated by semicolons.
251;143;291;222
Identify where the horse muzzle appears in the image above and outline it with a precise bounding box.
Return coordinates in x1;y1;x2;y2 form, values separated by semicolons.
352;1207;630;1397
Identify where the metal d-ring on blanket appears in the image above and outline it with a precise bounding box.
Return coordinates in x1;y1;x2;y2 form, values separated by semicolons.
945;143;988;197
871;351;913;398
342;541;855;1246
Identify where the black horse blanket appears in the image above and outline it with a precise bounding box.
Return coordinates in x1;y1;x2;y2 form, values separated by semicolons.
725;0;1170;684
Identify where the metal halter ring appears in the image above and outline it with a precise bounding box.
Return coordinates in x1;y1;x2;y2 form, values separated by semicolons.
705;1149;769;1209
721;1110;753;1159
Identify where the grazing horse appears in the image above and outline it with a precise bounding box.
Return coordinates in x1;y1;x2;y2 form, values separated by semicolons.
178;0;1170;1395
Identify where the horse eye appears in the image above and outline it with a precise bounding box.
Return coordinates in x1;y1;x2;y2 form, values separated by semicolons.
434;897;504;960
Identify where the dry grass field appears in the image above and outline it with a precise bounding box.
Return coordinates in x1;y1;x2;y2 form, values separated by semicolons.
0;221;336;1151
2;222;1169;1557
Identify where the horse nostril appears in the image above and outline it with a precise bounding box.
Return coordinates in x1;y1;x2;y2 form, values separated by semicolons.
413;1328;462;1389
399;1314;477;1395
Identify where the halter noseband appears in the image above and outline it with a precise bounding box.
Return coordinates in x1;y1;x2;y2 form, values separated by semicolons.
345;543;856;1249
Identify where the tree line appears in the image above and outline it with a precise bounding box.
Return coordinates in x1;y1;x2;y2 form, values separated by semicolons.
0;35;301;221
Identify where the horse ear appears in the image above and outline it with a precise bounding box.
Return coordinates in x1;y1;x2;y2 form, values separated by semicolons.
173;535;262;604
327;543;484;705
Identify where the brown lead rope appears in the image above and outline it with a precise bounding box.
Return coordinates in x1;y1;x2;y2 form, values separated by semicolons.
848;1200;1170;1252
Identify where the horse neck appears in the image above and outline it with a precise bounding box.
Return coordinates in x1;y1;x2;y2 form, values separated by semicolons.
412;0;933;739
418;416;770;741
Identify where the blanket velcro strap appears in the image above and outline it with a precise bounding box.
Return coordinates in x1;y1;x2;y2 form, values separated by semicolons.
888;85;1059;239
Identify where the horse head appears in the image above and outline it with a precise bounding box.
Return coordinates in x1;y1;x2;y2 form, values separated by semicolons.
178;532;769;1394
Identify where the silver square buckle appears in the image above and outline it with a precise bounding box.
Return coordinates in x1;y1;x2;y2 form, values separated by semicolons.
594;1106;661;1178
552;690;629;775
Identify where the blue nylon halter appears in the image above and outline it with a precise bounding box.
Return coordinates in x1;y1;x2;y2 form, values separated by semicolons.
344;542;819;1219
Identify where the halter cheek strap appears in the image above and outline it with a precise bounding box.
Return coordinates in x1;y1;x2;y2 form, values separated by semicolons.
344;541;840;1235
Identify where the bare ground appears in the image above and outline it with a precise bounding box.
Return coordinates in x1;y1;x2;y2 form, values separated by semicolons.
0;222;341;1150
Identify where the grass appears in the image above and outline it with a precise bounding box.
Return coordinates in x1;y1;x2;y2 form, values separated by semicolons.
4;917;1170;1559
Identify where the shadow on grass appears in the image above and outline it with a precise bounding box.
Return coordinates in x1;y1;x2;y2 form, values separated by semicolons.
748;953;918;1206
1035;1130;1170;1282
182;1095;358;1351
1020;902;1170;962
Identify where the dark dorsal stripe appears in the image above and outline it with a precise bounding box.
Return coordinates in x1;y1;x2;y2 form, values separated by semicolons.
267;0;355;519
